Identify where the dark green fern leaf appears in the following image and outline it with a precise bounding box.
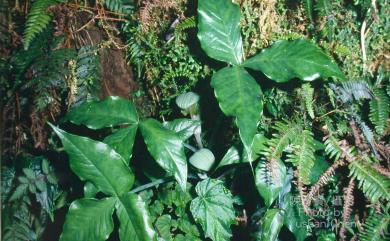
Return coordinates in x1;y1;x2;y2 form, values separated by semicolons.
349;160;390;202
302;0;314;22
175;17;196;32
324;135;343;161
287;129;315;184
23;0;59;49
302;83;315;119
103;0;134;14
360;212;390;241
262;121;301;162
369;88;389;135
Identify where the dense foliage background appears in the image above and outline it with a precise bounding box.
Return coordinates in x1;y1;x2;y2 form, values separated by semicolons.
1;0;389;240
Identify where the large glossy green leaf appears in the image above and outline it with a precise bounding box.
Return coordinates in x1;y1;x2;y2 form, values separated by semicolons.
190;179;235;241
217;134;267;169
60;198;116;241
260;209;285;241
243;39;345;82
140;119;188;190
211;67;263;158
197;0;243;65
116;193;157;241
103;125;138;162
255;159;287;208
65;96;139;129
163;119;201;141
283;193;310;241
50;124;134;196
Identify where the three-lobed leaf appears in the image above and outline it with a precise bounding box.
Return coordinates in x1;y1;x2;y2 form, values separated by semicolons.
197;0;243;65
243;39;345;82
211;66;263;159
140;119;188;190
116;193;157;241
103;125;138;162
65;96;139;129
190;179;236;241
49;124;134;196
60;198;116;241
163;118;201;141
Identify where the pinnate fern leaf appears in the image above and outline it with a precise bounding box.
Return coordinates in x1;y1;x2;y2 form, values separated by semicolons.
360;212;390;241
24;0;59;49
287;130;315;185
369;88;389;135
302;83;315;119
262;121;300;162
349;161;390;203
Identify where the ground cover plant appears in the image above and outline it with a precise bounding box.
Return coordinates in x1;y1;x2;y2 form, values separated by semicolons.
1;0;389;240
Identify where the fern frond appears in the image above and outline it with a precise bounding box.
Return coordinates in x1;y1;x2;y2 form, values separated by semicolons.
302;0;314;22
287;130;315;185
302;83;315;119
360;212;390;241
341;81;372;101
175;16;196;32
316;0;332;17
262;121;301;162
103;0;133;14
324;135;343;161
349;161;390;202
24;0;58;49
369;88;389;135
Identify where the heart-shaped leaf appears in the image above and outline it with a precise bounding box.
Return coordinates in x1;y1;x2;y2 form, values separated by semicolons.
197;0;243;65
243;39;345;82
211;66;263;159
116;193;157;241
190;179;235;241
140;119;188;190
50;124;134;196
65;96;139;129
60;198;116;241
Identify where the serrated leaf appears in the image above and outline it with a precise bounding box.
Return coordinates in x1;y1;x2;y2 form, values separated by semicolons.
163;119;201;141
65;96;139;129
116;193;157;241
197;0;243;65
140;119;188;190
190;179;235;241
211;66;263;159
155;215;173;240
243;39;345;82
255;160;287;208
60;198;116;241
49;124;134;196
103;125;137;162
260;209;285;241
